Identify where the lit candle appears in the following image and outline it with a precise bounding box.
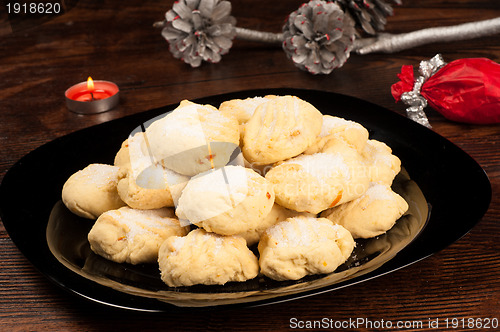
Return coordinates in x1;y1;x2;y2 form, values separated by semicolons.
65;77;119;114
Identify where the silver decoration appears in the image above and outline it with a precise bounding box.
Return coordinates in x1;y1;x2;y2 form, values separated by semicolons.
400;54;446;128
334;0;402;35
354;17;500;54
235;27;283;44
282;0;356;74
159;0;237;67
155;1;500;74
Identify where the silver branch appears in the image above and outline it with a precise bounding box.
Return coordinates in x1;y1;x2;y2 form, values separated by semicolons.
155;1;500;75
354;17;500;54
235;27;283;44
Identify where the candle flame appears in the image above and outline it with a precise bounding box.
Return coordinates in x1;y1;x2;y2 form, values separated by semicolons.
87;76;95;92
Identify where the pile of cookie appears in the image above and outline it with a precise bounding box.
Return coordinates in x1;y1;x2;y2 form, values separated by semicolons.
61;95;408;287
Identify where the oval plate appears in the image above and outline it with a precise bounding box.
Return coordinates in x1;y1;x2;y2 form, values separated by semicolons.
0;89;491;311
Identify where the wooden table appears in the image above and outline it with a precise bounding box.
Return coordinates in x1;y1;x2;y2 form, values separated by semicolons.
1;0;499;330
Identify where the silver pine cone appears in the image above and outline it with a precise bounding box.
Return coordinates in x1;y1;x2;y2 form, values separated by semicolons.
161;0;237;67
335;0;402;35
282;1;356;74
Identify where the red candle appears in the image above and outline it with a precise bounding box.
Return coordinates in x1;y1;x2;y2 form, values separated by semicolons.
65;77;119;114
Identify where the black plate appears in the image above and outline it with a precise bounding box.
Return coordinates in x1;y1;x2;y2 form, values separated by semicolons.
0;89;491;311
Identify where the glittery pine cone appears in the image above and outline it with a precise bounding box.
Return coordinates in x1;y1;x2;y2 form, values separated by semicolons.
161;0;237;67
335;0;401;35
282;1;356;74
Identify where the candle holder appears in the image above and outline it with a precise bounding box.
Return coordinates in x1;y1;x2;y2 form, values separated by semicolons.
65;80;120;114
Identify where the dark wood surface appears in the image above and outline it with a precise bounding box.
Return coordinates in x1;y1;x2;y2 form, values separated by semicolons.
1;0;499;330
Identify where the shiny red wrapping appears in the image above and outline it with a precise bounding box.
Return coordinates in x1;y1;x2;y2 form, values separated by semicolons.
392;58;500;124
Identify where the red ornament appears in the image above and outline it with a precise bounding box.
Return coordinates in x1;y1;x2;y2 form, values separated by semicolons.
392;58;500;124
